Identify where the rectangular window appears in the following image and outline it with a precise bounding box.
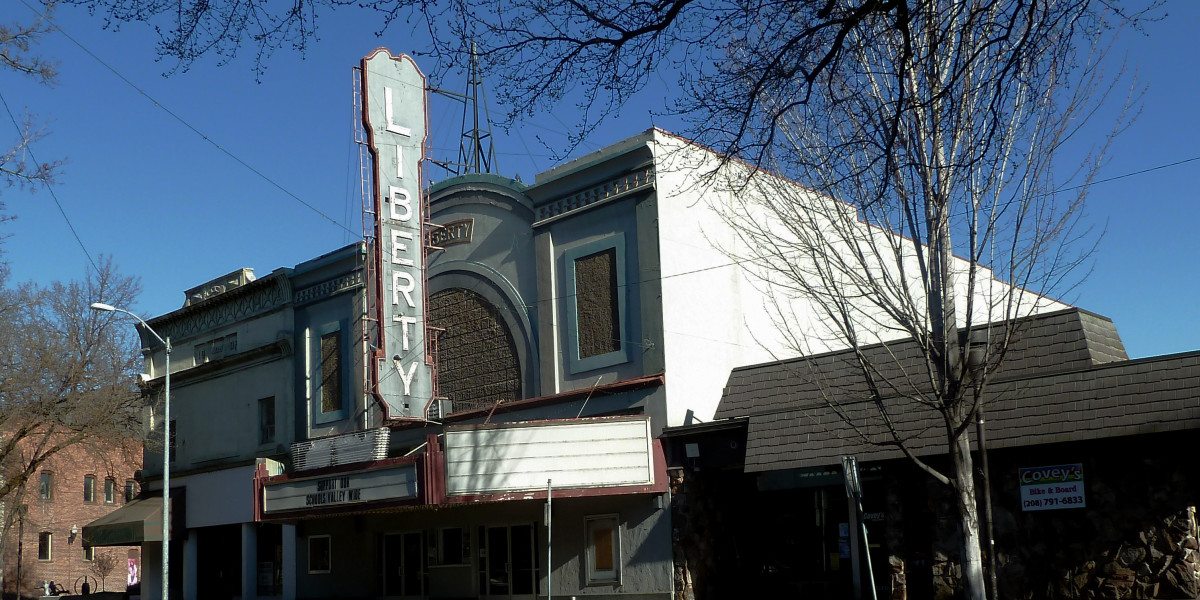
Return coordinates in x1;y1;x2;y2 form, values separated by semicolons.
39;472;53;501
585;515;620;585
38;532;52;561
564;235;628;374
83;475;95;503
84;545;95;561
320;331;342;414
169;420;177;461
259;396;276;444
440;528;465;565
574;248;621;359
124;480;137;503
104;478;116;504
308;535;331;574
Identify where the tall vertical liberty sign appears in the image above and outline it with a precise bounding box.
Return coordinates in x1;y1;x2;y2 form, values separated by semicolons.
362;49;431;418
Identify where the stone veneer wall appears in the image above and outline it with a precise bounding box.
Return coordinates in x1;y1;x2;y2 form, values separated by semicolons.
918;439;1200;600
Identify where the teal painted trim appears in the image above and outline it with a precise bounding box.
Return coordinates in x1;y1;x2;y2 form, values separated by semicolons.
563;234;629;374
428;260;528;315
427;173;528;196
531;129;655;187
311;319;350;425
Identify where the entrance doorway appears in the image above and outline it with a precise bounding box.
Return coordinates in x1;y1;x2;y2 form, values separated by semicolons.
480;524;537;599
383;531;425;599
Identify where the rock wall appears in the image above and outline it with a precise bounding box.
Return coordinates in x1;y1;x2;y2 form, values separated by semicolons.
919;441;1200;600
1007;506;1199;599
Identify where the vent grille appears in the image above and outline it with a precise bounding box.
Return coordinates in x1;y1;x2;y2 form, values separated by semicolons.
291;428;389;471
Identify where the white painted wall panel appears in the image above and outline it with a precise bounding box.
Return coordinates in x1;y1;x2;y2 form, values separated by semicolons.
263;464;418;513
444;418;654;495
183;465;257;527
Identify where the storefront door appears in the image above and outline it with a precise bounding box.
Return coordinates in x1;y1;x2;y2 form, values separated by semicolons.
482;524;536;600
384;531;425;599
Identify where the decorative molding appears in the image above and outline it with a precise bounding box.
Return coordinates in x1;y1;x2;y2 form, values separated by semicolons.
534;166;655;225
150;273;292;342
294;271;364;306
429;218;474;248
185;268;257;306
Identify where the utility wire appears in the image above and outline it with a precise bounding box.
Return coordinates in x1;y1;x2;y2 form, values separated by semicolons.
1056;154;1200;193
0;88;102;275
22;0;357;236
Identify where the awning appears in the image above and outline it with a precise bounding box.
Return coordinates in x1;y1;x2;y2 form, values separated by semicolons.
82;498;168;547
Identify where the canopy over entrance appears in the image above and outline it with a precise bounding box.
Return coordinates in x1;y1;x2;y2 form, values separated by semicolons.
82;497;167;546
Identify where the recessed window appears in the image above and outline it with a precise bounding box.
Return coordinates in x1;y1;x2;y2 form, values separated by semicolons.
440;527;465;565
309;535;331;574
574;248;621;359
585;515;621;585
83;475;96;503
564;236;629;374
84;545;95;561
39;472;53;501
320;332;343;414
38;532;52;561
124;480;137;503
104;478;116;504
259;396;276;444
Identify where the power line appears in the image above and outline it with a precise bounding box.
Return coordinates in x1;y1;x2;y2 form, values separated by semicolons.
1056;154;1200;193
23;0;357;237
0;88;102;275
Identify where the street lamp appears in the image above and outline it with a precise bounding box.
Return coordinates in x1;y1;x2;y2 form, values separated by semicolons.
90;302;171;600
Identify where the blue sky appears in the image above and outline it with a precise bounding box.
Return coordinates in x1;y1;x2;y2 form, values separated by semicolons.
1;2;1197;359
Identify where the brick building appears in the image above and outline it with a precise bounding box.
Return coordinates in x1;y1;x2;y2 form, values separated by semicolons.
3;439;141;597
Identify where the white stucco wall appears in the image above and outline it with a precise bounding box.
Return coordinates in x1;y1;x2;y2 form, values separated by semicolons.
648;131;1068;426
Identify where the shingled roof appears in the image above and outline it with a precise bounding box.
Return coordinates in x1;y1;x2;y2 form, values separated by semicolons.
715;308;1200;472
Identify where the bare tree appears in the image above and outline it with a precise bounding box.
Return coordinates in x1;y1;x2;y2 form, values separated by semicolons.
0;257;143;583
1;3;61;190
672;3;1133;598
42;1;1150;597
88;548;120;591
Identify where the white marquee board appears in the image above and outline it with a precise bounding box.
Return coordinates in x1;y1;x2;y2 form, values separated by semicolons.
444;417;654;495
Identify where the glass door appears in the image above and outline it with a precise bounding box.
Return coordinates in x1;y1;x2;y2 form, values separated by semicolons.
482;525;537;600
384;531;425;599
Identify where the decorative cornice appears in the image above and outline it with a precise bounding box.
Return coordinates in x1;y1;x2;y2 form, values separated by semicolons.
533;166;655;226
148;272;292;342
293;270;364;306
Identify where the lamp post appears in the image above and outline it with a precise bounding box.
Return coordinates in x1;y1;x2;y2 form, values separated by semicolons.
90;302;171;600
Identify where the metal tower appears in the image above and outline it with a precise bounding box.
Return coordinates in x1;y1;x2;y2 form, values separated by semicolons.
432;42;498;176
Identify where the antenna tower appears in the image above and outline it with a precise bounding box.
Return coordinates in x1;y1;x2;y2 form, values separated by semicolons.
432;42;498;176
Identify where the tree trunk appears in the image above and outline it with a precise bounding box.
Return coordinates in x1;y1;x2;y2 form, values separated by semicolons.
952;427;986;600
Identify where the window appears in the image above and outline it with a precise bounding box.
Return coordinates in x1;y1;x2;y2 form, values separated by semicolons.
320;331;342;414
125;480;137;502
259;396;276;444
39;472;53;501
84;545;95;561
308;535;331;574
104;478;116;504
440;527;466;565
83;475;96;503
38;532;52;561
574;248;621;359
564;235;628;374
585;515;621;585
169;420;177;461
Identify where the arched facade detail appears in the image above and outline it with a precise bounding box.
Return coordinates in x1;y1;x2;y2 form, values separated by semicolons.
429;286;524;414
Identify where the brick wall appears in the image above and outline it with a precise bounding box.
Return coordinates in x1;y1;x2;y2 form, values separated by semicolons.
3;440;142;596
